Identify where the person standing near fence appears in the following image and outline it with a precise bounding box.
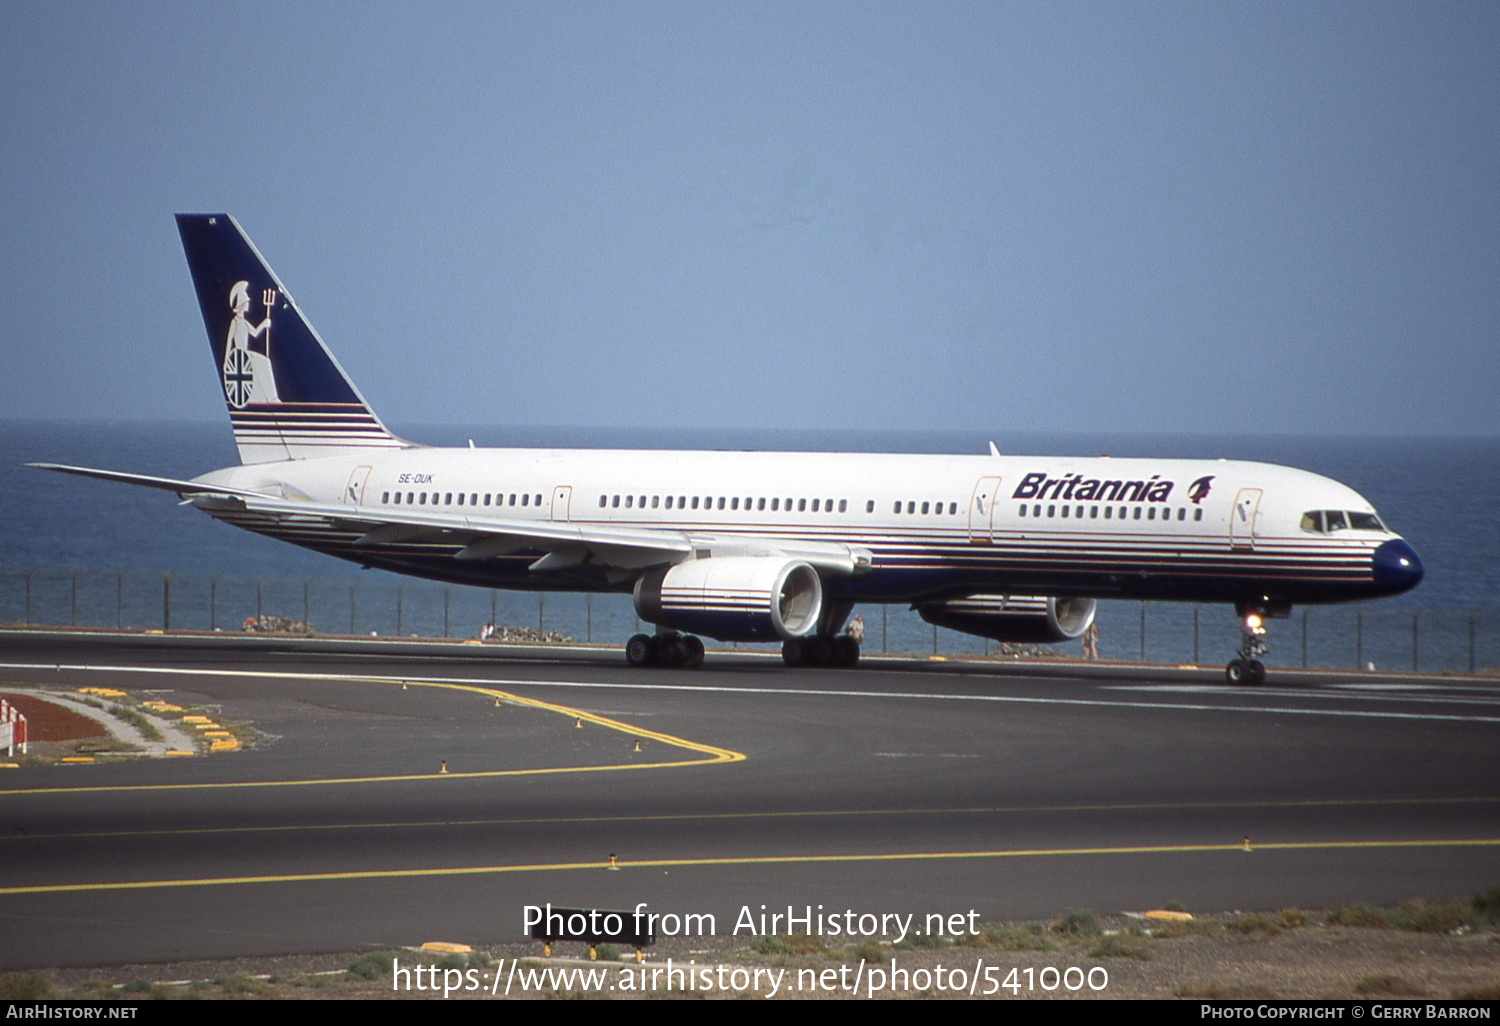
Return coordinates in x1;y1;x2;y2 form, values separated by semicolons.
1083;621;1100;660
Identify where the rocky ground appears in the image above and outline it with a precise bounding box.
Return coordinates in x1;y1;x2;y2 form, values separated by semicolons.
2;909;1497;1000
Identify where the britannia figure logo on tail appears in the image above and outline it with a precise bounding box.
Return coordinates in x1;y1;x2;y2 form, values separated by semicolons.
222;281;281;407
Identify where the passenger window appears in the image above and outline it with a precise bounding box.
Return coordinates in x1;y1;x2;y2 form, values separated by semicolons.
1075;505;1083;518
920;501;929;515
1133;507;1141;520
1177;507;1185;521
1089;506;1098;519
907;501;916;514
1060;505;1068;518
866;500;874;513
419;493;427;505
457;494;464;506
522;494;529;507
1194;508;1203;522
1103;506;1111;519
1147;507;1155;520
1019;505;1027;517
625;495;633;508
841;500;849;513
758;497;766;511
1047;505;1055;517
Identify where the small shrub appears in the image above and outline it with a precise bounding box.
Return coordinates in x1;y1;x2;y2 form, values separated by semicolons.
0;972;54;999
1472;885;1500;924
347;950;396;980
1052;910;1100;937
895;931;947;950
850;939;886;963
1228;914;1282;936
1162;900;1187;912
1391;900;1476;934
1278;907;1309;928
1326;903;1392;929
593;943;621;961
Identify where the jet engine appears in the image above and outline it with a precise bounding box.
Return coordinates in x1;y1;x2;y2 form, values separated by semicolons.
916;594;1096;644
633;557;823;642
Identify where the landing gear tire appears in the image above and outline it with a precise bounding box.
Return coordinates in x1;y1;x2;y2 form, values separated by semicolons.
658;636;687;669
625;634;656;668
1225;658;1266;685
682;635;705;669
834;636;860;668
781;638;806;667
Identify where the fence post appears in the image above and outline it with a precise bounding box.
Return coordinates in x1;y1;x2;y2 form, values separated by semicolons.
539;593;546;633
491;591;497;633
256;579;265;623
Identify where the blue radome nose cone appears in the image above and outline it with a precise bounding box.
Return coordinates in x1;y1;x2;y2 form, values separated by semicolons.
1372;538;1424;594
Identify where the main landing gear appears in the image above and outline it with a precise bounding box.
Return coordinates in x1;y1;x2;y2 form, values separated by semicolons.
781;635;861;668
1225;607;1270;686
625;632;705;670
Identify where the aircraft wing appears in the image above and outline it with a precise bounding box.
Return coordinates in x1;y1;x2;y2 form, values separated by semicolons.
29;463;870;575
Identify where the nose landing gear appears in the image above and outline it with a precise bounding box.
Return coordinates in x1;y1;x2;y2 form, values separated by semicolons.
1225;608;1269;685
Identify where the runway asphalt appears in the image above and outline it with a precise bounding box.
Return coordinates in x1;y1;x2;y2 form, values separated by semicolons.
0;631;1495;970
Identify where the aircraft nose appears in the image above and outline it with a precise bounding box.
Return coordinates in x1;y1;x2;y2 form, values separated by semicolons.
1372;538;1424;594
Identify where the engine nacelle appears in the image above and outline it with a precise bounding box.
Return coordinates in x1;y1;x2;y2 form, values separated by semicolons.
633;557;823;642
916;594;1097;644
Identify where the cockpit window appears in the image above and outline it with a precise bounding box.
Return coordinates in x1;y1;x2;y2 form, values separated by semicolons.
1301;509;1388;534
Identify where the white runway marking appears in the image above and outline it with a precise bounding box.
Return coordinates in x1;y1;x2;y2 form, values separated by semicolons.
3;662;1499;725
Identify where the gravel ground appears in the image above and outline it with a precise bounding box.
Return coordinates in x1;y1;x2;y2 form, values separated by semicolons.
6;913;1498;1000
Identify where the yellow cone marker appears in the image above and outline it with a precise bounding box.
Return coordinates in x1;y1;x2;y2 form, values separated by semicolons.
1242;835;1252;852
440;760;449;774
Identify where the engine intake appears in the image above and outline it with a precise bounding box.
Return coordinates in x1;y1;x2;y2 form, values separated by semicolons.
916;594;1096;644
633;557;823;642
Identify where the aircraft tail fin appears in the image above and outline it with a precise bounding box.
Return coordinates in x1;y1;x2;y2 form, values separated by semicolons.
176;214;410;465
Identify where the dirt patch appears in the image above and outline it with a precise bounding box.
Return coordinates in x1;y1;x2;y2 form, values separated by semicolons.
0;692;106;741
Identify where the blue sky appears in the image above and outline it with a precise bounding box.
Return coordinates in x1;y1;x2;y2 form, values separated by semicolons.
2;1;1496;436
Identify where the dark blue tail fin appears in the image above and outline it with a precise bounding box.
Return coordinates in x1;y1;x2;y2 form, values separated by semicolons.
176;214;408;464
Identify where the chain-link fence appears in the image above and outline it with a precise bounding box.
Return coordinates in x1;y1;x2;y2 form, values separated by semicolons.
1;566;1495;673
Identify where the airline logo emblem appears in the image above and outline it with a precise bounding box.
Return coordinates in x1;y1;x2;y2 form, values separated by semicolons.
221;281;281;408
1188;475;1215;505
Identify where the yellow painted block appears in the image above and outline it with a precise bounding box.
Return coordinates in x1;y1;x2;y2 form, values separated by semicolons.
0;763;19;769
209;739;240;751
145;629;163;634
203;730;233;738
1146;910;1194;920
181;715;211;723
191;722;222;730
80;687;128;697
165;750;195;757
421;942;473;954
62;756;95;763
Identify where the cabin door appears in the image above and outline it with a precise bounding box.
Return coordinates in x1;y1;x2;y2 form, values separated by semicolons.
550;485;573;522
1230;488;1262;551
968;477;1004;544
343;466;373;506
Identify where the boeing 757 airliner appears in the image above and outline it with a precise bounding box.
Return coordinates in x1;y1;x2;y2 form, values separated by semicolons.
31;215;1424;682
